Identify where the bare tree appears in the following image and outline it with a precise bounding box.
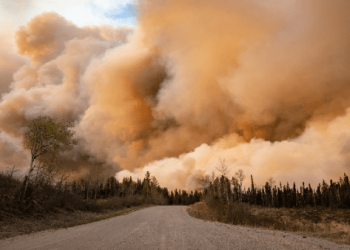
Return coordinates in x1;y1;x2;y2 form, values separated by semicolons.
216;158;229;177
210;171;216;182
231;176;239;187
6;165;19;178
268;177;276;188
89;165;103;199
234;169;245;186
84;173;93;201
34;154;60;187
55;168;70;192
198;174;210;191
234;169;245;202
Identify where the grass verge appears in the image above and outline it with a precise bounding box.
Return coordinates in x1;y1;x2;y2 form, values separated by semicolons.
189;201;350;246
0;204;153;240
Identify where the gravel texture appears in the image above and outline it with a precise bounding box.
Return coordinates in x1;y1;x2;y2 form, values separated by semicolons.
1;206;349;250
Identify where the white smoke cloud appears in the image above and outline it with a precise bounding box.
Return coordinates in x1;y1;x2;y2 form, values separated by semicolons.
118;110;350;191
1;0;350;191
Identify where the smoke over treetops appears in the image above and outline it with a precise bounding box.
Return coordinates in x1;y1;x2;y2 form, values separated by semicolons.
1;0;350;190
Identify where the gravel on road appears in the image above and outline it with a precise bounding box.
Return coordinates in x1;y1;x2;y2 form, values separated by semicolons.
1;206;349;250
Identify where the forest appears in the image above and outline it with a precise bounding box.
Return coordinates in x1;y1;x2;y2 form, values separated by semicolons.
0;168;201;216
201;172;350;209
186;169;350;245
2;158;349;217
1;115;350;243
0;115;201;217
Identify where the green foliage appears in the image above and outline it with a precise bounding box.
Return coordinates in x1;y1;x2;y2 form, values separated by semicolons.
21;116;77;200
23;116;77;159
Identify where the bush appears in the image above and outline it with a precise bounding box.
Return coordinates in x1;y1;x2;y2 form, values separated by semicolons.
97;195;145;211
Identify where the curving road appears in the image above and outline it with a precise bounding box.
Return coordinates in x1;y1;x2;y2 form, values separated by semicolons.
0;206;349;250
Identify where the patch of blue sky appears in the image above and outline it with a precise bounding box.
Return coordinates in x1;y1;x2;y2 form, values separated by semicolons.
105;3;135;19
89;1;137;26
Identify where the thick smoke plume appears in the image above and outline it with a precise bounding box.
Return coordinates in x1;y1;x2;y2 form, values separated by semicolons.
1;1;350;190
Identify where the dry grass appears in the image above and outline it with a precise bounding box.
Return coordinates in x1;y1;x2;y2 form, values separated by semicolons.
188;202;212;220
250;205;350;245
189;202;350;246
0;204;152;240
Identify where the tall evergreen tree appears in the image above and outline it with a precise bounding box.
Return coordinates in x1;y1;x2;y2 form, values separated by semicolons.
250;175;256;205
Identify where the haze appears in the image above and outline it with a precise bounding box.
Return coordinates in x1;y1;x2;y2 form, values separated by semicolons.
1;0;350;191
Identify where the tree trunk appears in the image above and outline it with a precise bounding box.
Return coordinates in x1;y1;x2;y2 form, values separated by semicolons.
86;185;89;202
22;157;35;200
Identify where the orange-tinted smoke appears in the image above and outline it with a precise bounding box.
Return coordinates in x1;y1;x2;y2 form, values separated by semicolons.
0;12;133;173
117;0;350;189
0;1;350;191
15;12;132;63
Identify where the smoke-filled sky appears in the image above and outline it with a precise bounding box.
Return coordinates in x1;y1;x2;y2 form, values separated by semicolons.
1;0;350;191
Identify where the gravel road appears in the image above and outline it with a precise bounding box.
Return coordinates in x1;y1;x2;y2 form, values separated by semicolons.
1;206;349;250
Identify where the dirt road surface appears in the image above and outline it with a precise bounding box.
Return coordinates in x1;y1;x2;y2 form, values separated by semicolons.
1;206;349;250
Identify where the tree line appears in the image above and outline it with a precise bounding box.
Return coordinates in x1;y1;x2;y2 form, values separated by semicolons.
202;169;350;209
0;167;201;215
70;170;202;206
0;116;200;215
3;115;349;216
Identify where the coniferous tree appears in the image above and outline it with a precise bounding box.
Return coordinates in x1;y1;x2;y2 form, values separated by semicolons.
264;182;272;207
277;187;283;208
231;177;239;202
321;180;330;207
315;184;322;207
174;189;179;205
136;179;143;195
169;191;175;205
340;173;350;208
281;185;286;207
307;184;315;207
272;186;278;207
194;190;201;203
162;187;169;201
250;175;256;205
143;171;151;198
291;183;297;207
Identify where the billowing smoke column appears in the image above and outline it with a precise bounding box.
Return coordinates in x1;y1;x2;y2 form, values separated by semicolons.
1;0;350;190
